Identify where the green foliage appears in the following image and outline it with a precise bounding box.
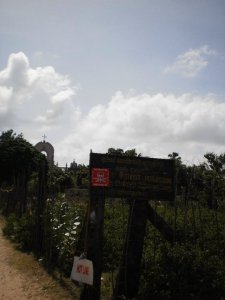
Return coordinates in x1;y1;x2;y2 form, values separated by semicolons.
48;166;74;193
3;145;225;299
137;202;225;300
44;195;86;275
103;201;129;272
168;152;181;161
107;147;141;157
75;167;89;188
0;129;46;183
138;242;225;300
3;195;86;275
204;152;225;173
3;213;34;250
107;148;125;156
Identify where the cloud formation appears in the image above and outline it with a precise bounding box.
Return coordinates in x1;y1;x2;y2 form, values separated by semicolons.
57;91;225;165
0;52;78;132
1;52;224;166
164;46;216;77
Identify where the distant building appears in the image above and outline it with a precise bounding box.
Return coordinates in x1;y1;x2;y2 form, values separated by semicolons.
35;140;54;166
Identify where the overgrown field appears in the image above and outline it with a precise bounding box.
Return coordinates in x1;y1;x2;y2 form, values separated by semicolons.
1;131;225;299
3;195;225;299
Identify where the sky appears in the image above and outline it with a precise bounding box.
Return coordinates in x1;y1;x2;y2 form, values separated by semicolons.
0;0;225;166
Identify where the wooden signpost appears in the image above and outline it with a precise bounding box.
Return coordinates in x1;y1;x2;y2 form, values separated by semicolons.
80;152;175;300
89;153;175;201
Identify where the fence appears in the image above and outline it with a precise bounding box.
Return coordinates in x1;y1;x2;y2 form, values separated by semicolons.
1;161;225;299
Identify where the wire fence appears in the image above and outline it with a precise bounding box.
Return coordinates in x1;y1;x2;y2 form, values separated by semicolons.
1;163;225;299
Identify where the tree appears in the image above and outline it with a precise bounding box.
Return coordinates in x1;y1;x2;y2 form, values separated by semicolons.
124;149;141;157
202;152;225;209
168;152;181;160
0;130;45;182
48;165;73;194
0;130;47;215
204;152;225;174
107;147;141;157
107;148;124;156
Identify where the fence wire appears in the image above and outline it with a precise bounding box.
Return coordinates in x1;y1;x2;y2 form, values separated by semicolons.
1;164;225;299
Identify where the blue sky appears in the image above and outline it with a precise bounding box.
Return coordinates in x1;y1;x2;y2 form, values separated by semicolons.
0;0;225;165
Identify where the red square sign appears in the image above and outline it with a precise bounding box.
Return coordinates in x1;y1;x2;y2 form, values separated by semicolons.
92;168;110;187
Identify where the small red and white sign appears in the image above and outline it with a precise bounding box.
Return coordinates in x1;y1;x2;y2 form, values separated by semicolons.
71;256;93;285
91;168;110;187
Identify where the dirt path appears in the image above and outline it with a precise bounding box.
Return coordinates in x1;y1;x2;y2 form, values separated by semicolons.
0;217;78;299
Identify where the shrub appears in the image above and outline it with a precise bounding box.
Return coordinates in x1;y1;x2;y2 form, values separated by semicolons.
3;213;34;250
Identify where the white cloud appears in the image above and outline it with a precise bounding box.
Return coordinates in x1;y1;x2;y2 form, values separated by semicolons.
0;52;29;88
164;46;216;77
0;52;78;133
0;86;13;114
1;52;225;167
56;92;225;165
51;89;75;104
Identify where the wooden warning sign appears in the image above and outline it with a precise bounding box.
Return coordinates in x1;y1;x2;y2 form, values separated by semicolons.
91;168;110;187
90;152;175;201
81;152;176;300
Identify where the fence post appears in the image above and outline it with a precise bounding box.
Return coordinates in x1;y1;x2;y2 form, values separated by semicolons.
80;189;105;300
35;160;47;257
113;199;148;299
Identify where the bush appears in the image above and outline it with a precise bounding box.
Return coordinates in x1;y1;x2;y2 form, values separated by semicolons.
3;195;86;276
43;195;86;275
138;223;225;299
3;213;34;250
103;201;129;272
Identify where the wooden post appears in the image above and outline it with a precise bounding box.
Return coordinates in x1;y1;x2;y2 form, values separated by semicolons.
80;188;105;300
147;203;177;243
113;199;148;299
35;160;47;257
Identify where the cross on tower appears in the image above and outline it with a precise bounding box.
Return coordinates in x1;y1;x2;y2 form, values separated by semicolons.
42;134;47;142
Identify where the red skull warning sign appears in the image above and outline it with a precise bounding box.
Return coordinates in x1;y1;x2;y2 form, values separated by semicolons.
91;168;110;187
